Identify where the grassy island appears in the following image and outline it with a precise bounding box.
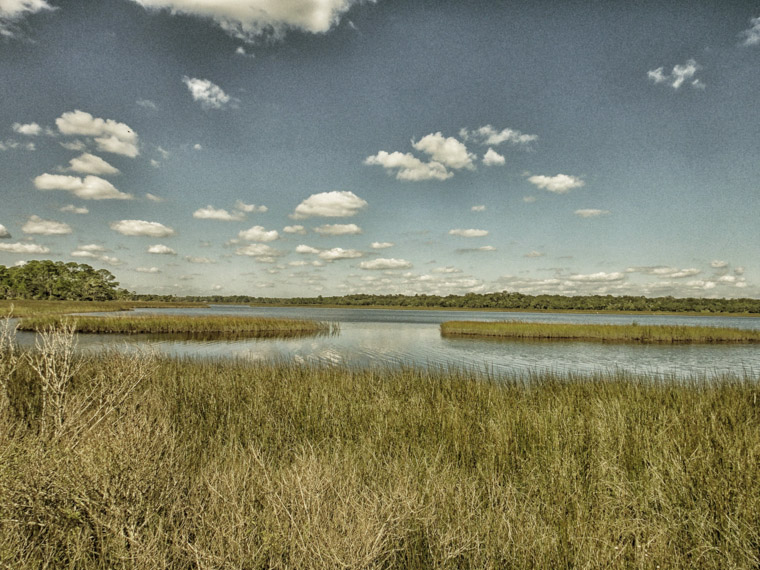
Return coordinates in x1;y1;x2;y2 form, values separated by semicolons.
17;314;338;338
440;320;760;343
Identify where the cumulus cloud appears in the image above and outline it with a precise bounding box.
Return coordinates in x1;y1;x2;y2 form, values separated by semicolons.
482;148;505;166
283;225;307;235
130;0;367;41
234;200;267;213
364;151;452;181
647;59;704;90
740;16;760;46
0;0;54;37
360;258;412;270
22;215;71;235
110;219;175;237
34;173;132;200
147;244;176;255
296;244;321;254
292;190;367;219
238;225;279;242
182;76;238;110
314;223;362;236
0;242;49;253
449;228;489;238
193;205;245;221
318;247;363;261
527;174;585;194
574;209;610;218
0;224;10;238
66;152;120;175
460;125;538;147
55;110;139;157
412;132;475;170
371;241;394;249
12;122;42;136
136;267;161;273
234;243;284;263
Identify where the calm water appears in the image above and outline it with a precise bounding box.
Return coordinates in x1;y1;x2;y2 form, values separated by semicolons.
17;305;760;380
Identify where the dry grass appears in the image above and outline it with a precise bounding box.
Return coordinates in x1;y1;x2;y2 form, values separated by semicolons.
0;299;207;318
441;320;760;343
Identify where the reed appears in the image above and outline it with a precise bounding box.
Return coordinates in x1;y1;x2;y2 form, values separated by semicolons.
441;319;760;343
0;299;207;317
17;314;339;337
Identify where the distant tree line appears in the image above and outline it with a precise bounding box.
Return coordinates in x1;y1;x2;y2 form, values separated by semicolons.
133;291;760;314
0;261;124;301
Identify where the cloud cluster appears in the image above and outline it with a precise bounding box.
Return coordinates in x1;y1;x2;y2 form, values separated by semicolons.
56;110;139;157
647;59;704;90
34;173;132;200
182;76;238;110
292;191;367;219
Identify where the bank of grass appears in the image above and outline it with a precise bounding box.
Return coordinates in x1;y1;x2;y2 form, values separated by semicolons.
0;299;208;317
17;314;338;337
1;341;759;567
441;319;760;344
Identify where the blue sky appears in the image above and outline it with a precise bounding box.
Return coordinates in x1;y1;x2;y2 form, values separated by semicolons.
0;0;758;298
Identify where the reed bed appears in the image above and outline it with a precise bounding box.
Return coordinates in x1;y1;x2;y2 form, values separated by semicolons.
0;299;207;317
441;319;760;344
1;324;759;568
17;314;339;337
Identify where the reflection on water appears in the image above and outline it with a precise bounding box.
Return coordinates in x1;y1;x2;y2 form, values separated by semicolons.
12;306;760;380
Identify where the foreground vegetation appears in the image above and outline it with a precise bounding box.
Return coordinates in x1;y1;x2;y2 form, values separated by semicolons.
441;320;760;344
1;323;759;568
0;299;207;318
17;314;339;338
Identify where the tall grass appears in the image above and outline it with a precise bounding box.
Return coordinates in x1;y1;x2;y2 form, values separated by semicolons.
441;319;760;343
18;314;339;338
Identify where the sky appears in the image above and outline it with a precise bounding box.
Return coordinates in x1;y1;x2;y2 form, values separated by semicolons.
0;0;758;298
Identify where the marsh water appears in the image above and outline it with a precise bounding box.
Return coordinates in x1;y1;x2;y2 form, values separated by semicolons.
16;305;760;379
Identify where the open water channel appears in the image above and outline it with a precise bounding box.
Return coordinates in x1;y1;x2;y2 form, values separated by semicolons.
16;305;760;380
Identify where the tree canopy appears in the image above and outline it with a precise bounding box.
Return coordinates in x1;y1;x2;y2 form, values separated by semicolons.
0;261;123;301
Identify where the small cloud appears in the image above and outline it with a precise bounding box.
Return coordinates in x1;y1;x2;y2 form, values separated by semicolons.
185;256;216;264
432;266;462;274
34;173;133;200
568;272;626;282
22;215;72;235
460;125;538;147
471;205;486;212
740;16;760;46
147;244;176;255
528;174;584;194
647;59;703;90
182;76;238;110
457;246;496;253
292;190;367;219
371;241;394;249
449;228;489;238
482;148;505;166
193;143;203;150
110;219;175;237
136;99;158;110
711;260;728;269
150;159;161;168
524;250;544;258
296;244;321;254
523;196;537;203
234;200;267;213
235;46;255;58
0;224;10;238
314;223;362;236
60;140;87;151
238;225;279;242
66;152;120;176
318;247;364;261
574;209;610;218
283;225;307;235
0;242;49;254
12;122;42;136
234;243;284;263
360;258;412;270
136;267;161;273
145;193;164;202
193;205;245;221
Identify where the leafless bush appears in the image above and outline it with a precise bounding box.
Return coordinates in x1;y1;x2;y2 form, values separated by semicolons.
0;307;19;415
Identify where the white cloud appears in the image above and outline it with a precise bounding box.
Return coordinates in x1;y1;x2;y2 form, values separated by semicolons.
146;193;164;202
147;244;176;255
432;266;461;274
234;200;267;213
314;223;362;236
193;205;245;221
524;250;544;258
185;256;216;264
735;266;745;276
55;110;139;157
238;225;279;242
470;205;486;212
22;215;71;235
711;260;728;269
527;174;585;194
59;140;87;151
296;244;321;254
364;151;452;181
567;272;626;282
66;152;120;175
482;148;505;166
412;132;475;170
283;225;307;234
11;122;42;135
460;125;538;146
131;0;366;41
0;139;34;151
371;241;394;249
0;224;10;238
456;245;496;253
0;242;49;253
0;0;54;37
136;267;161;273
136;99;158;110
60;204;88;214
574;209;610;218
449;228;489;238
110;219;175;237
741;16;760;46
647;59;703;90
360;258;412;270
34;173;133;200
193;143;203;150
318;247;363;261
75;244;106;252
292;190;367;219
235;46;255;57
182;76;238;110
234;243;284;263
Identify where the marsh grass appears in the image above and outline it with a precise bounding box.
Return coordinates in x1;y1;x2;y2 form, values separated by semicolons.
18;314;339;338
441;320;760;344
0;299;207;318
1;324;759;570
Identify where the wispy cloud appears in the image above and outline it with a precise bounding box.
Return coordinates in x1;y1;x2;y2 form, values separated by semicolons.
647;59;704;90
740;16;760;46
460;125;538;147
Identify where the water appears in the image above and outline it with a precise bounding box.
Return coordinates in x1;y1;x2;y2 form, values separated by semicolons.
14;305;760;379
